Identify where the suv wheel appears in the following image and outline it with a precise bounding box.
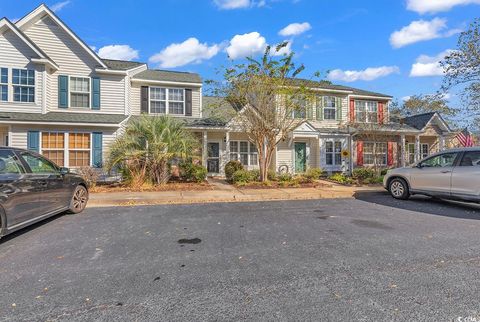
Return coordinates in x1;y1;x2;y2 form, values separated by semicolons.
389;178;410;200
68;185;89;214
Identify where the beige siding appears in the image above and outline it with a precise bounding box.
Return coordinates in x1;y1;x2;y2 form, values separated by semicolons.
308;95;349;129
9;124;118;167
276;140;293;173
23;16;125;114
0;30;44;113
130;83;201;118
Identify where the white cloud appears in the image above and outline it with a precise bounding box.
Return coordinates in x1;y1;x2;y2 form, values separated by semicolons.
272;41;292;56
328;66;400;82
407;0;480;14
97;45;139;61
149;38;220;68
390;18;449;48
409;49;453;77
278;22;312;37
213;0;251;9
402;96;412;101
226;32;267;59
50;0;71;12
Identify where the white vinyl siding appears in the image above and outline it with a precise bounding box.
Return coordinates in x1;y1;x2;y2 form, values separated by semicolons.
22;16;125;114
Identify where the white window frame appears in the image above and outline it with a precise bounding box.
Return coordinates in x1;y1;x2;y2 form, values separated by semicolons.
363;142;387;166
325;140;342;166
421;143;429;159
12;68;35;103
229;140;258;167
40;131;92;168
355;100;378;123
0;68;8;102
323;96;337;120
68;132;92;167
69;76;91;108
149;87;185;116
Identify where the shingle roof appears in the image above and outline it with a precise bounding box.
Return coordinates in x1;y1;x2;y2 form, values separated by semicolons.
132;69;202;84
102;59;145;71
287;78;393;98
352;122;420;133
0;112;127;124
202;96;236;120
129;115;226;128
402;112;436;130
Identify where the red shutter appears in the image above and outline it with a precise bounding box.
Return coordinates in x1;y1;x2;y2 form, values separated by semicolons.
378;102;384;124
387;142;394;166
357;141;363;166
350;99;355;122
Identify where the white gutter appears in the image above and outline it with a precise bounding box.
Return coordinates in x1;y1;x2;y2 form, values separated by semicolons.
350;95;392;100
0;120;121;127
131;78;203;87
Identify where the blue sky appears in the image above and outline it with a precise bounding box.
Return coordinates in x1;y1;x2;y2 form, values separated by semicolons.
1;0;479;111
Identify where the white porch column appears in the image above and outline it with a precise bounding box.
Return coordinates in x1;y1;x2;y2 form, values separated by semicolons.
401;134;406;167
225;131;230;162
439;135;445;151
202;131;208;167
415;135;421;162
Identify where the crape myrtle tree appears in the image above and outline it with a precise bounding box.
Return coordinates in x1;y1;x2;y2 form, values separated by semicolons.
207;42;319;182
441;18;480;126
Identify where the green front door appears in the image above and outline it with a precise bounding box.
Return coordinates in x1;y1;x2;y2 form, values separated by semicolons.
294;142;307;173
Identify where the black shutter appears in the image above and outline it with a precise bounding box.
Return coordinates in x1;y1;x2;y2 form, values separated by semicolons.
141;86;149;114
185;89;192;116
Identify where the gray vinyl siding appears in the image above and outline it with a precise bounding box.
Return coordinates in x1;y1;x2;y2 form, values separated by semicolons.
22;16;126;114
0;30;44;113
130;83;201;118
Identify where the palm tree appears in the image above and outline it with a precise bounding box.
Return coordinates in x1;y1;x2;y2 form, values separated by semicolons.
107;115;200;187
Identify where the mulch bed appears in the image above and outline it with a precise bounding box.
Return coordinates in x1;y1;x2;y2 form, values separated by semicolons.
235;181;332;189
90;181;213;193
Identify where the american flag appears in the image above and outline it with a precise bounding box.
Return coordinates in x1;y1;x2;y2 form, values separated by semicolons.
456;128;474;147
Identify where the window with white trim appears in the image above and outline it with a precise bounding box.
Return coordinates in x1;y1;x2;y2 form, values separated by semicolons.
12;69;35;103
363;142;387;165
421;143;429;159
325;140;342;165
355;101;377;123
0;68;7;102
230;141;258;166
41;132;65;166
70;77;90;108
149;87;185;115
69;133;91;167
323;96;337;120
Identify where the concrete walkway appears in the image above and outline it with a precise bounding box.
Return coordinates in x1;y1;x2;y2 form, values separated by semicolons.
88;179;383;208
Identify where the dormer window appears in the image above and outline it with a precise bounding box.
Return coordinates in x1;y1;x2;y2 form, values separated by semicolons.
149;87;184;115
12;69;35;103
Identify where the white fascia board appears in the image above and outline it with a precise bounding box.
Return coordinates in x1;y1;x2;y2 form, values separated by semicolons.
0;120;121;127
95;69;128;75
130;78;202;87
350;95;392;100
15;4;108;69
30;58;59;71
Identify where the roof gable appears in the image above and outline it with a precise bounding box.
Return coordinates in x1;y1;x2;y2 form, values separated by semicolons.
402;112;451;132
15;4;107;69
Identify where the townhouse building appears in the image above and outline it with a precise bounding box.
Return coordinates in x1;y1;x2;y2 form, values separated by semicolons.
0;4;453;176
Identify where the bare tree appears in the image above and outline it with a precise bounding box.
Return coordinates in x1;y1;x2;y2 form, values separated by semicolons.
208;43;318;182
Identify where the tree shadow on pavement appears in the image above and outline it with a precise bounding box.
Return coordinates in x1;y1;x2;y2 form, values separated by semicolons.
354;190;480;220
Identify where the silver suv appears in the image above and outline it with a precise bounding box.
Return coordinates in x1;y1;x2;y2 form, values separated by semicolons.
383;147;480;202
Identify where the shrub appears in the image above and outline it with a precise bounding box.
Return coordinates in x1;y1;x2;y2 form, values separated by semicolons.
304;167;324;181
76;166;99;188
277;172;293;182
249;169;260;182
179;161;207;183
328;173;354;184
267;170;278;181
232;169;252;184
225;160;244;182
352;167;376;182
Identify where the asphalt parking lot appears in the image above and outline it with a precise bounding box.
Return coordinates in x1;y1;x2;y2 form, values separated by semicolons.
1;192;480;321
